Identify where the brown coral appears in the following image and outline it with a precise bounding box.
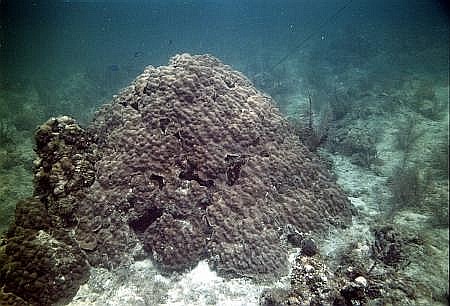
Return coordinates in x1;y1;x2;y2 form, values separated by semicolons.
80;53;352;277
0;197;89;306
1;54;353;305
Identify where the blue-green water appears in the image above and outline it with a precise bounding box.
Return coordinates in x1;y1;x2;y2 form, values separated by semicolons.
2;1;448;96
1;1;448;126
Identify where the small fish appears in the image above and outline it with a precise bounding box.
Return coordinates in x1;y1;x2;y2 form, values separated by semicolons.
107;64;120;72
134;51;143;58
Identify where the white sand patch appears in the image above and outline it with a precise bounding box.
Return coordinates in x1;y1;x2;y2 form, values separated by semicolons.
163;261;263;306
69;259;289;306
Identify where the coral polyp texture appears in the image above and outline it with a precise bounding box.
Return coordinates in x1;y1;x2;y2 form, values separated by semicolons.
87;53;352;276
1;53;352;304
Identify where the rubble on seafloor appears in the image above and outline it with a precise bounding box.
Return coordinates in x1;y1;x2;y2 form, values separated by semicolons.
261;224;427;306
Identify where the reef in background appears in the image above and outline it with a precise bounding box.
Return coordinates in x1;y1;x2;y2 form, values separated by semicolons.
0;54;352;305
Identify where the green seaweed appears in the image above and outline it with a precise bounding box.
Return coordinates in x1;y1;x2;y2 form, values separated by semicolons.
387;163;430;212
428;133;449;179
394;114;424;164
293;93;331;151
0;120;15;148
411;80;445;120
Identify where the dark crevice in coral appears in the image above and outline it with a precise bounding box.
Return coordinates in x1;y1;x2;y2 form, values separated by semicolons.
184;94;194;103
226;163;242;186
130;100;139;111
179;167;215;188
198;194;213;209
174;129;190;142
224;154;239;162
179;170;215;188
224;78;235;88
225;154;247;186
159;118;170;133
174;130;182;140
129;207;163;233
260;150;270;157
150;174;165;189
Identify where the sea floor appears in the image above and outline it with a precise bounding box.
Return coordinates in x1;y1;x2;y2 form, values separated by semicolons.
0;63;448;305
69;69;448;305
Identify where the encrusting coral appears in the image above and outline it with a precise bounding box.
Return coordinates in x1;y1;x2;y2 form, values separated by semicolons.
0;54;352;305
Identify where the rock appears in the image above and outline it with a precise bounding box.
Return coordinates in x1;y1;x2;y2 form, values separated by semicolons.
284;224;304;247
301;238;318;257
289;255;339;305
259;288;291;306
354;276;368;287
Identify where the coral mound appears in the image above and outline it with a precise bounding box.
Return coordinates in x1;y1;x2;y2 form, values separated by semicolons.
84;53;352;276
1;54;353;305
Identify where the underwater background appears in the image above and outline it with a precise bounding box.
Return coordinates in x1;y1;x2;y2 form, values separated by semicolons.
0;0;449;305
